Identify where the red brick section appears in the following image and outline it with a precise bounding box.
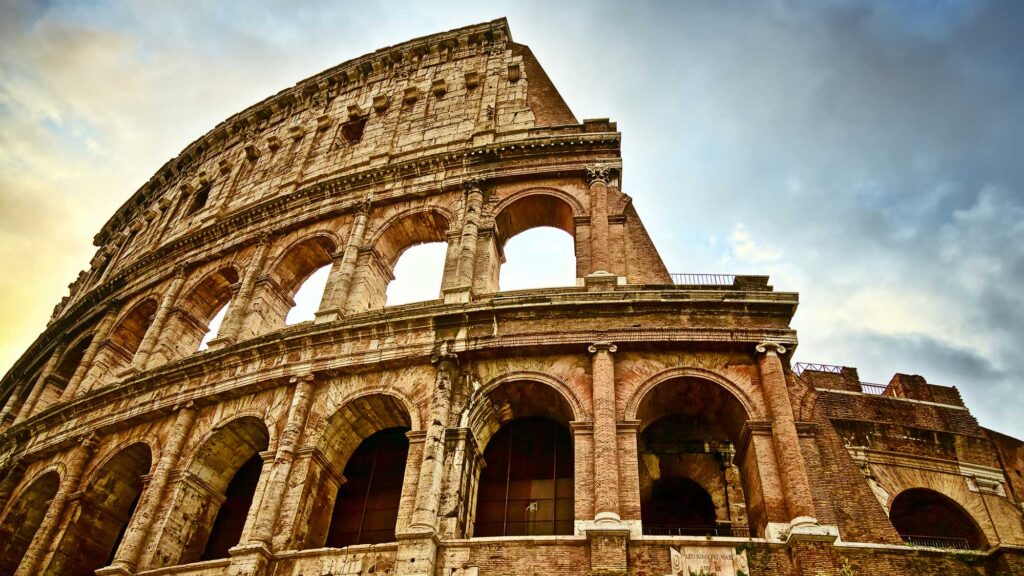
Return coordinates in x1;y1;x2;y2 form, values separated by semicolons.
590;342;620;520
755;344;816;521
987;428;1024;506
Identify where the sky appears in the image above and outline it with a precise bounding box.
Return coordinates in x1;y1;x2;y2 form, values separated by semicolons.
1;0;1022;438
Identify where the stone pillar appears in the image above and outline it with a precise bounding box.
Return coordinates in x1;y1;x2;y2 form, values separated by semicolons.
101;404;197;576
585;165;616;274
61;301;120;401
755;342;817;525
210;235;272;348
315;201;370;323
396;353;456;576
12;340;67;425
247;374;316;546
0;382;26;429
130;267;187;372
15;434;100;576
445;180;484;303
589;341;621;523
0;459;26;516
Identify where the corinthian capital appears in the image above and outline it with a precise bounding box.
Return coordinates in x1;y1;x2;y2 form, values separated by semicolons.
584;164;619;187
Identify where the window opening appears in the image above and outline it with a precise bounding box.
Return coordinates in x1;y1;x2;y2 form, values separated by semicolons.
341;116;368;144
889;488;986;549
385;242;447;306
499;227;575;291
285;264;331;325
201;453;264;560
326;427;410;547
197;301;230;351
185;185;210;217
474;417;574;537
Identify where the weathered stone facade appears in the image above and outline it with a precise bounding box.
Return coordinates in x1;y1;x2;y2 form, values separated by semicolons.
1;18;1023;576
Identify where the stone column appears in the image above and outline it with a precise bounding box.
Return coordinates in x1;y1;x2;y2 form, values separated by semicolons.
589;341;621;523
446;180;484;303
15;434;100;576
585;165;616;274
61;301;120;401
315;201;370;323
755;342;817;525
11;340;67;425
0;383;26;429
101;404;197;576
129;267;187;373
210;235;272;348
409;353;457;531
396;353;456;576
248;374;316;546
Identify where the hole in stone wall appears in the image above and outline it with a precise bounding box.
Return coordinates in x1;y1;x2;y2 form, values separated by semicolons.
499;226;575;291
385;242;447;306
185;185;210;217
341;116;368;144
285;264;331;325
197;301;230;351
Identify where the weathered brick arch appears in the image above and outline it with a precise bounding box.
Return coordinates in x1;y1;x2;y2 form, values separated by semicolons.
888;486;989;549
467;374;580;455
151;264;241;364
348;207;455;312
148;415;270;569
256;232;341;331
80;296;159;392
45;441;152;576
625;369;774;536
0;468;60;575
296;390;418;550
624;367;763;423
491;188;585;283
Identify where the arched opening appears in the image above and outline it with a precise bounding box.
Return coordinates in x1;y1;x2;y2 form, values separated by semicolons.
350;210;450;312
302;394;413;550
149;416;269;568
494;193;578;291
184;184;210;217
154;267;238;362
0;471;60;574
635;378;753;537
265;236;337;330
326;427;410;547
889;488;987;550
386;242;447;306
469;380;577;537
79;299;159;391
474;417;574;537
25;335;92;417
44;443;152;576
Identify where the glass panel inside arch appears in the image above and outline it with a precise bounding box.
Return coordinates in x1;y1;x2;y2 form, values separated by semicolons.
474;417;574;537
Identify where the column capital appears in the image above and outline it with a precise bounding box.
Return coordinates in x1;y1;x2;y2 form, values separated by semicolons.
584;164;619;187
172;263;188;279
289;372;316;385
755;341;790;356
256;231;273;246
588;341;617;354
355;196;373;215
431;351;460;367
463;177;486;194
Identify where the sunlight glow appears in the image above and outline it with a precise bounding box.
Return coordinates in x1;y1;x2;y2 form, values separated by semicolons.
286;264;331;325
500;227;576;291
386;243;447;306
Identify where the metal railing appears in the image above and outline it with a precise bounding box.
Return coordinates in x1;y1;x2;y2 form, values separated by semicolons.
670;273;736;286
792;362;844;376
859;382;889;395
643;525;751;538
900;534;971;550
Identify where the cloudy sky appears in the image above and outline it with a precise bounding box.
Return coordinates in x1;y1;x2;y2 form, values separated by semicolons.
1;1;1022;438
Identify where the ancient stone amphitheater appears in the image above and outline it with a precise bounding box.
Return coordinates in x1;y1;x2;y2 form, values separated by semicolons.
1;18;1023;576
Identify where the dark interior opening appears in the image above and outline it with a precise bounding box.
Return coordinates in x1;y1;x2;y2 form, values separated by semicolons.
889;488;986;549
474;416;574;537
185;185;210;217
201;453;263;560
341;116;368;144
642;476;717;535
326;427;410;547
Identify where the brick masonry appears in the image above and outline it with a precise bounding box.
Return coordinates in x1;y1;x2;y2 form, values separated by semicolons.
0;17;1022;576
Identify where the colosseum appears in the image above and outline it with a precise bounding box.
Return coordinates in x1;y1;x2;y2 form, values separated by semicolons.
1;18;1023;576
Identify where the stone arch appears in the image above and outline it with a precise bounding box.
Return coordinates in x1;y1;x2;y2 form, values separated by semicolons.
150;415;270;568
43;442;152;576
493;187;583;248
468;377;577;538
159;265;240;360
631;373;765;536
349;207;454;311
25;333;93;417
259;233;339;331
300;391;416;550
889;487;988;549
625;367;763;424
0;469;60;575
474;371;586;434
80;297;159;391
